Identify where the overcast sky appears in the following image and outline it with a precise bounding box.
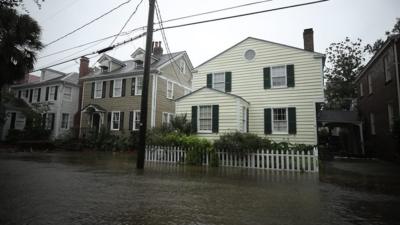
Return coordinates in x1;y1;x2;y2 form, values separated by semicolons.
20;0;399;76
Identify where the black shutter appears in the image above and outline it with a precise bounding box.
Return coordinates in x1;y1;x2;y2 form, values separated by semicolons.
225;72;232;92
54;86;58;100
10;113;16;129
42;114;47;128
131;78;136;96
287;64;295;87
129;111;133;130
46;87;50;101
121;79;126;97
51;114;55;130
264;108;272;134
37;88;41;102
109;80;114;97
120;112;124;130
191;106;197;132
246;108;249;133
107;112;111;130
91;82;95;99
288;107;297;134
18;90;21;99
263;67;271;89
102;81;106;98
206;74;212;88
29;89;33;103
212;105;219;133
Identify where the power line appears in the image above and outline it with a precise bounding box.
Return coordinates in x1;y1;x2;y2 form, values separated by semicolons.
33;0;328;72
42;0;80;22
44;0;133;47
38;0;274;59
109;0;144;46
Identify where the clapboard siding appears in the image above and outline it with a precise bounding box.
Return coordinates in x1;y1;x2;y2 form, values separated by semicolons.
190;37;324;145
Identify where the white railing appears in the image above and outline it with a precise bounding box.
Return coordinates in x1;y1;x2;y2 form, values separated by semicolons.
145;146;319;172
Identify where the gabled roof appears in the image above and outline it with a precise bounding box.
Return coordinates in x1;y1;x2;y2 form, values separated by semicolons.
175;86;250;104
97;54;126;66
10;72;78;88
195;36;325;69
81;51;188;80
355;34;400;82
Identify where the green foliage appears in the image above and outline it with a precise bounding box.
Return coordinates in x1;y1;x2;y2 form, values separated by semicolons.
6;128;50;143
0;6;43;88
365;18;400;55
82;127;131;151
170;114;192;135
324;37;365;110
214;132;314;153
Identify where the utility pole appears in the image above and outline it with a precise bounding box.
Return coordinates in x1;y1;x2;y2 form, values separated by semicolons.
137;0;156;169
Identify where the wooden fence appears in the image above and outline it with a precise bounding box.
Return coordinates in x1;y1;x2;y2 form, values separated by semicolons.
145;146;319;172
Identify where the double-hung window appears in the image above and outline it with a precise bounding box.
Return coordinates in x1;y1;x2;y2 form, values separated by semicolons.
135;77;143;95
113;79;122;97
94;81;103;98
49;86;57;100
64;87;72;100
111;111;120;130
167;81;174;99
61;113;69;129
213;72;225;92
384;54;391;82
33;88;39;102
162;112;174;125
271;66;287;88
198;105;212;132
272;108;288;133
44;113;55;130
133;110;140;130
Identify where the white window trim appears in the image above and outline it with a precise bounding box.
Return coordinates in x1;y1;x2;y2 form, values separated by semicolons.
197;105;213;134
135;76;143;96
113;79;123;97
133;110;141;131
162;112;174;124
271;107;289;134
63;86;72;101
61;113;69;130
49;86;57;101
94;81;103;99
33;88;39;103
212;72;226;92
270;65;287;89
111;111;120;131
242;107;247;133
166;80;174;99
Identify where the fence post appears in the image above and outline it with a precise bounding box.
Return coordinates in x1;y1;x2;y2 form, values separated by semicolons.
314;147;319;172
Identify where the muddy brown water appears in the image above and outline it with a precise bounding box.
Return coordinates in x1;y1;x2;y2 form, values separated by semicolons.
0;151;400;225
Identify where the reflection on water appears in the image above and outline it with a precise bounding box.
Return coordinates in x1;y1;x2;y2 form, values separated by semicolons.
0;152;399;225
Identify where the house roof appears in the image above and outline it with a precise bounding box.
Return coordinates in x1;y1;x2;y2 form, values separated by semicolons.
97;54;126;66
355;34;400;82
175;86;250;104
317;110;360;124
81;51;187;81
10;72;78;89
195;36;325;69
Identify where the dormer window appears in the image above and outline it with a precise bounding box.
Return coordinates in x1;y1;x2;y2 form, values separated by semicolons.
135;60;143;69
100;66;109;72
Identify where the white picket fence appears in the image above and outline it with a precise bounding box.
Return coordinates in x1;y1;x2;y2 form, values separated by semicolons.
145;146;319;172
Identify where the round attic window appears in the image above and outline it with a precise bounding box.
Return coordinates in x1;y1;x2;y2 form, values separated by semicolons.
244;49;256;61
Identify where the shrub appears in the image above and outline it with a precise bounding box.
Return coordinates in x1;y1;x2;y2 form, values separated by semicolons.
82;127;130;151
6;128;51;143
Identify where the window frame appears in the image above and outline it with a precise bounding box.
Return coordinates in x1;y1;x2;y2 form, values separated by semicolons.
113;79;123;97
135;76;143;96
44;113;55;130
368;74;373;95
111;111;120;131
94;81;103;99
383;54;391;82
61;113;69;129
166;80;174;99
272;107;289;134
132;110;141;131
49;86;57;101
241;106;247;133
33;88;39;103
162;112;174;125
63;86;72;101
270;65;287;88
197;105;213;133
212;72;226;92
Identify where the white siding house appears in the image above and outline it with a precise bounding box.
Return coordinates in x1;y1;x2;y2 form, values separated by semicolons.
176;31;324;145
7;69;80;139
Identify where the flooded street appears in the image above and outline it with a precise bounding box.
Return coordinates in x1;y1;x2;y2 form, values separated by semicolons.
1;152;400;225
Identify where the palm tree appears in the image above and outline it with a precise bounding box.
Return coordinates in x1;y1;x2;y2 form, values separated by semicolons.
0;6;43;95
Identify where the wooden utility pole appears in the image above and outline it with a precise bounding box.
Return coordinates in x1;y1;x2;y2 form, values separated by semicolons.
136;0;156;169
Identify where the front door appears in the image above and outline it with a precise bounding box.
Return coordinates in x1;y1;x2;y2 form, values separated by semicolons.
92;113;100;132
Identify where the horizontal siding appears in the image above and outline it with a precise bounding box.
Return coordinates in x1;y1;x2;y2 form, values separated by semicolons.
193;38;324;145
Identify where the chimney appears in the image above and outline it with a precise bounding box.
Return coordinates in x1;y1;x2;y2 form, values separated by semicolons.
303;28;314;52
79;56;90;77
152;41;163;58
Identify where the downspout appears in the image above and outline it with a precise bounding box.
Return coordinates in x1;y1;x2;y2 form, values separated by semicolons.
394;39;400;115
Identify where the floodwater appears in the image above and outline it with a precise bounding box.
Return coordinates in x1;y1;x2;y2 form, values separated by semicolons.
0;152;400;225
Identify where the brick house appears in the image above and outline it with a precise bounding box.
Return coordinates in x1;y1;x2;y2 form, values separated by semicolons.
79;42;193;135
355;35;400;160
